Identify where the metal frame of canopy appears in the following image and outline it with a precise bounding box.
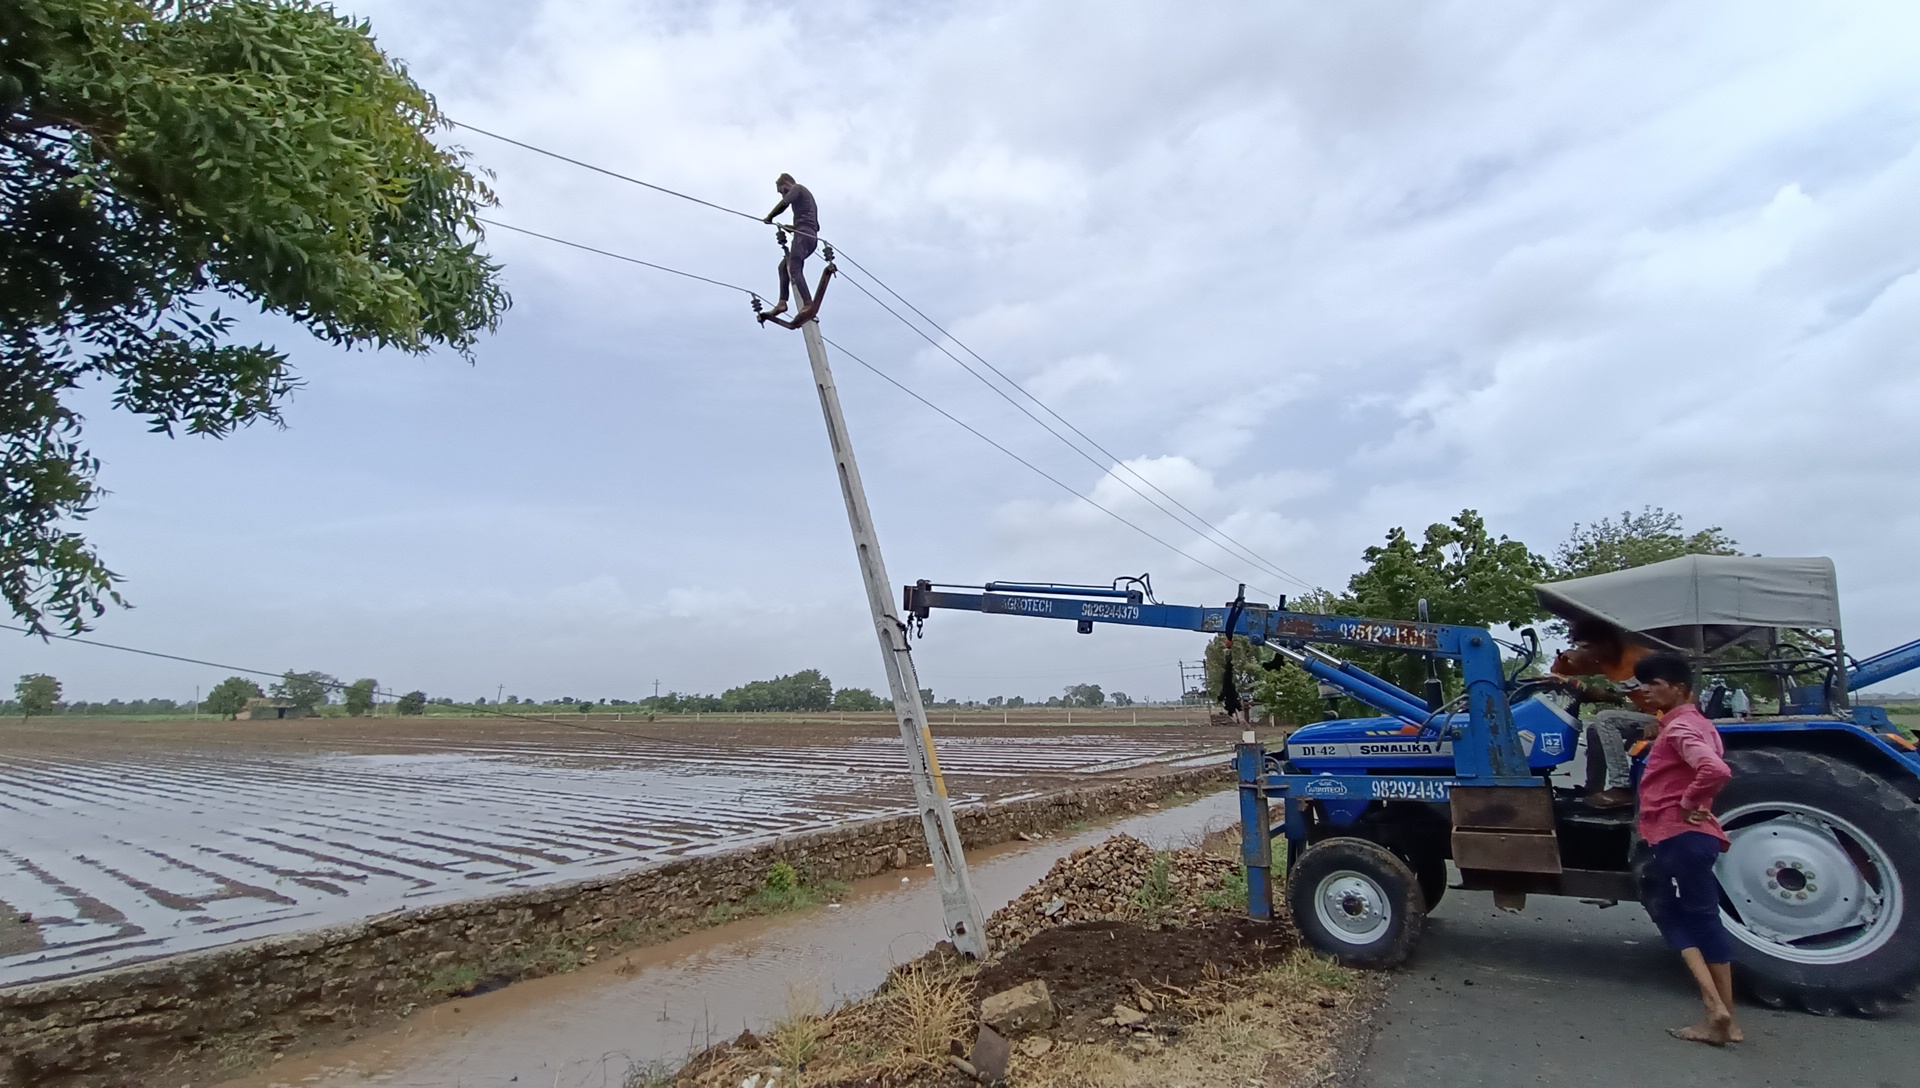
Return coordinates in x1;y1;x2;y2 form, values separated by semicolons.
1535;555;1849;706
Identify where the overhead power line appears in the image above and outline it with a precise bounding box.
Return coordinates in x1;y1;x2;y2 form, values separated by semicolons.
480;218;763;298
829;256;1317;593
472;220;1279;596
820;334;1283;598
2;623;678;746
833;268;1312;593
451;120;765;225
452;119;1315;596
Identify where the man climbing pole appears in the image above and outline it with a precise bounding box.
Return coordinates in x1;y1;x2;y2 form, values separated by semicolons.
763;173;818;319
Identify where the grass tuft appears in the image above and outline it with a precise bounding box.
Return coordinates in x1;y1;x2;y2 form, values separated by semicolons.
620;1057;676;1088
879;961;973;1068
1133;851;1176;925
702;863;847;926
767;986;827;1074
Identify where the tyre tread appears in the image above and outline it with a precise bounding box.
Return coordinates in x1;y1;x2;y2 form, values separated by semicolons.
1719;747;1920;1017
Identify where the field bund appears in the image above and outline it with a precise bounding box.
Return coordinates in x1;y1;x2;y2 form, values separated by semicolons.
0;715;1229;1088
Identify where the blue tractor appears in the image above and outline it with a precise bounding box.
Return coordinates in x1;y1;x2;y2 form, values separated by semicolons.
904;555;1920;1014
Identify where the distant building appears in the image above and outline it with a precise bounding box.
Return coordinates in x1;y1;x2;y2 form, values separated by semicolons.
236;697;314;721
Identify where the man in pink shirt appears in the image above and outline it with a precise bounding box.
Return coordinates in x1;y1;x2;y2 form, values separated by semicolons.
1634;652;1741;1046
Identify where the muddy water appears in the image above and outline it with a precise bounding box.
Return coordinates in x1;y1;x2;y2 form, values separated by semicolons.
214;791;1238;1088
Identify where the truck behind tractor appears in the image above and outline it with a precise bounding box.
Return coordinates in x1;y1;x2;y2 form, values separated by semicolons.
905;554;1920;1015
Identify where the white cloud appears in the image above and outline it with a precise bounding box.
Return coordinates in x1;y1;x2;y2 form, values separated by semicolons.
22;0;1920;703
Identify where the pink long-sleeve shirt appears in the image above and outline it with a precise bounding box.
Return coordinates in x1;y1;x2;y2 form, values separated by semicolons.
1638;703;1733;848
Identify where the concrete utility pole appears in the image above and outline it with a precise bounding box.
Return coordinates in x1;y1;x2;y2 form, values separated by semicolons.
797;319;989;957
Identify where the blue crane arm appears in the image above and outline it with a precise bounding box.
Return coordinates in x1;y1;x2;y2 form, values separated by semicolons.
1851;637;1920;691
903;580;1533;779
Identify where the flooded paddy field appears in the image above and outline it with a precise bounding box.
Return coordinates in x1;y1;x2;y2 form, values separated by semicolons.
0;714;1226;987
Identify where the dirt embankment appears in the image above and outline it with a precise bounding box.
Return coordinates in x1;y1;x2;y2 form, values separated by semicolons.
0;766;1229;1088
673;834;1381;1088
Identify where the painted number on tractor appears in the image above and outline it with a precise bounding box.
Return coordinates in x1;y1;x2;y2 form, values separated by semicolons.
1334;621;1440;650
1368;778;1452;801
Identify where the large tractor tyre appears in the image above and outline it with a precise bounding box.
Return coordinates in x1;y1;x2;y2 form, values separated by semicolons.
1664;748;1920;1016
1288;837;1426;969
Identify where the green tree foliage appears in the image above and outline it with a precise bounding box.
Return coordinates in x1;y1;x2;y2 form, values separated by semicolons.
1062;683;1105;708
1340;509;1550;693
394;689;427;716
1254;657;1327;727
645;690;721;713
1552;506;1739;579
202;674;260;718
343;677;377;717
271;669;336;711
1;0;509;634
831;686;887;712
14;672;60;717
720;669;833;713
1110;691;1133;707
1204;634;1263;707
1345;510;1549;630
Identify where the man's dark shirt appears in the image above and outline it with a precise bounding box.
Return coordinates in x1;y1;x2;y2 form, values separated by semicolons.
772;184;818;236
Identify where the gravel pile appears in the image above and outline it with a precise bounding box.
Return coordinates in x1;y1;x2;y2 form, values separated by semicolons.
987;835;1242;949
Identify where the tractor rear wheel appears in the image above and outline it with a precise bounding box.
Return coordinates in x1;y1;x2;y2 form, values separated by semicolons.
1675;749;1920;1015
1288;837;1426;968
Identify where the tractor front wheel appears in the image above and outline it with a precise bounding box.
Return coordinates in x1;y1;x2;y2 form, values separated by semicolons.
1288;837;1426;968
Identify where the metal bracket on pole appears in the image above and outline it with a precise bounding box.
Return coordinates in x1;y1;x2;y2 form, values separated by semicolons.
797;319;990;957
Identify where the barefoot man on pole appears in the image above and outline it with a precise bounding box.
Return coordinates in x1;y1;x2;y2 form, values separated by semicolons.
762;173;818;319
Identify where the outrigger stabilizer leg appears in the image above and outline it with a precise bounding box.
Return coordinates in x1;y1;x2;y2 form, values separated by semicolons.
754;235;839;330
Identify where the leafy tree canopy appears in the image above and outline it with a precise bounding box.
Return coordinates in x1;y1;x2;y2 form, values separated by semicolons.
1344;509;1550;631
343;677;376;717
394;689;426;715
271;668;335;710
14;672;60;716
1062;682;1105;708
720;669;834;713
1553;506;1739;580
202;674;260;718
831;686;887;712
2;0;507;633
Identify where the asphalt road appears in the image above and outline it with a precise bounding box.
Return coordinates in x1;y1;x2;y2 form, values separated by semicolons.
1359;884;1920;1088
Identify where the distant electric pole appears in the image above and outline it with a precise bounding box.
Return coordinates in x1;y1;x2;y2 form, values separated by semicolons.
496;684;504;706
653;679;661;700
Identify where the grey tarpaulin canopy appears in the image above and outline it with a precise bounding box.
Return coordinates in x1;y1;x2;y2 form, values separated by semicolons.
1535;555;1841;653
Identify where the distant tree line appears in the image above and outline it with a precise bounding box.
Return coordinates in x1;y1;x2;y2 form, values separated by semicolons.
8;666;1145;723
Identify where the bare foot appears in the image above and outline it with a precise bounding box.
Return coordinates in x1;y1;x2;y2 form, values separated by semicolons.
1727;1022;1745;1043
1667;1018;1732;1047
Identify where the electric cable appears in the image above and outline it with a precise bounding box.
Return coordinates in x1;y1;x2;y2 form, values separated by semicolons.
451;120;766;225
1;623;682;746
830;254;1316;592
834;268;1310;592
452;121;1314;592
481;218;1284;598
487;217;1282;594
820;334;1283;599
480;218;763;299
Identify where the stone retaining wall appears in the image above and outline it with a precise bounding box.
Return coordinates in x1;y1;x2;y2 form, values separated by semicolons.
1;765;1229;1088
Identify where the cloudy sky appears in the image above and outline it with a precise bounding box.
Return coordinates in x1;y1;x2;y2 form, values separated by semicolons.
14;0;1920;704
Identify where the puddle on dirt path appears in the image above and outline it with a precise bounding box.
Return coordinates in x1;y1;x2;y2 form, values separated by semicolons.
213;791;1238;1088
